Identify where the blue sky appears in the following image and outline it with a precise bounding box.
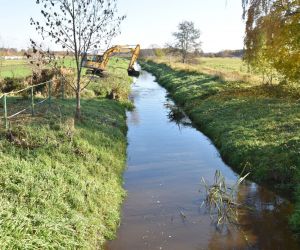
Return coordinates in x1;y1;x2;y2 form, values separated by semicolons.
0;0;245;52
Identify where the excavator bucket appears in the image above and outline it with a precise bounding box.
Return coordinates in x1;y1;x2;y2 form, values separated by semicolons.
127;68;140;77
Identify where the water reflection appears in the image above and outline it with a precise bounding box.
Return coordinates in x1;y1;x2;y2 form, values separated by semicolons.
128;108;140;126
235;182;298;249
164;100;192;129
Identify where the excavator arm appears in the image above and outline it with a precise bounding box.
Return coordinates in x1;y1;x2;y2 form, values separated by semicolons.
82;44;140;77
127;45;140;76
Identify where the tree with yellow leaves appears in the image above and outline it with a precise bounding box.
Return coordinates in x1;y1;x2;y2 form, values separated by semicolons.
243;0;300;83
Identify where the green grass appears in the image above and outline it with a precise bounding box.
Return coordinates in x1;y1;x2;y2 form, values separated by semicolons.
193;57;249;72
140;60;300;234
0;57;78;79
0;58;132;248
0;60;32;78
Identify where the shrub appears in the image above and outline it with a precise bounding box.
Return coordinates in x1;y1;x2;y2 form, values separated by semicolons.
0;77;26;93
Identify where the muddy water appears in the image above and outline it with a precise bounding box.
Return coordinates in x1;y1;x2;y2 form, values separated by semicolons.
106;71;299;250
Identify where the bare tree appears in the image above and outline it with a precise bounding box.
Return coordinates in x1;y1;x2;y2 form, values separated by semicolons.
31;0;125;119
172;21;201;63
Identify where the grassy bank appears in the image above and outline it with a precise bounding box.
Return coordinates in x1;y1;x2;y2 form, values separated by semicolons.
0;59;132;248
140;60;300;233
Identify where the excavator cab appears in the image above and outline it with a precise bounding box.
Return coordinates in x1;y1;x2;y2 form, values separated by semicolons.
82;44;141;77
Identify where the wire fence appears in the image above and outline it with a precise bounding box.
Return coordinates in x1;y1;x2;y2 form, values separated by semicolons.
0;78;65;130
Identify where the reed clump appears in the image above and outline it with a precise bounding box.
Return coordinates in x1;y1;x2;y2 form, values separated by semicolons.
201;170;249;226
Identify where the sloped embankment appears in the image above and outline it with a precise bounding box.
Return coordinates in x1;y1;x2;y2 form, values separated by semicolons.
0;99;128;248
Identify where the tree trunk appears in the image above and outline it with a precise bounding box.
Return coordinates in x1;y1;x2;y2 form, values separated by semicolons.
75;70;81;120
75;73;81;120
182;52;186;64
75;90;81;119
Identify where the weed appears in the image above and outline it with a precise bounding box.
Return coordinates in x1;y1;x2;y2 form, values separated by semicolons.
201;170;249;227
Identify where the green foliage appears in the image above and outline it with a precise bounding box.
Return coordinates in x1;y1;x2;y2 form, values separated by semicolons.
141;60;300;232
243;0;300;83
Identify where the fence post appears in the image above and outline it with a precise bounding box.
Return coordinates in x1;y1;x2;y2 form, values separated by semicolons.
31;86;35;116
3;94;8;130
48;81;51;108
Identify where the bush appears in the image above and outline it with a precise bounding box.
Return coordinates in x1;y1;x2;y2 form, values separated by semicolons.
81;88;95;98
0;77;26;93
154;48;165;58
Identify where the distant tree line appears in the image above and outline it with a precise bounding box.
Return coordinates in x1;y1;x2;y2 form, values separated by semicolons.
0;48;26;57
140;48;244;59
0;48;73;57
202;50;244;58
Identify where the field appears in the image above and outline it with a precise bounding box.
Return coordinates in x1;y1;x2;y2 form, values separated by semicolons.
0;58;132;248
152;56;263;83
140;59;300;233
0;57;86;80
0;59;32;79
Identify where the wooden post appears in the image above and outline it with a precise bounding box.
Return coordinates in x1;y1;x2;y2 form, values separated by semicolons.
3;94;8;130
31;86;35;116
48;81;51;108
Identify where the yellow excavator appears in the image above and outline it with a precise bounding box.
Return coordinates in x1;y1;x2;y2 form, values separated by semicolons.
82;44;141;77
